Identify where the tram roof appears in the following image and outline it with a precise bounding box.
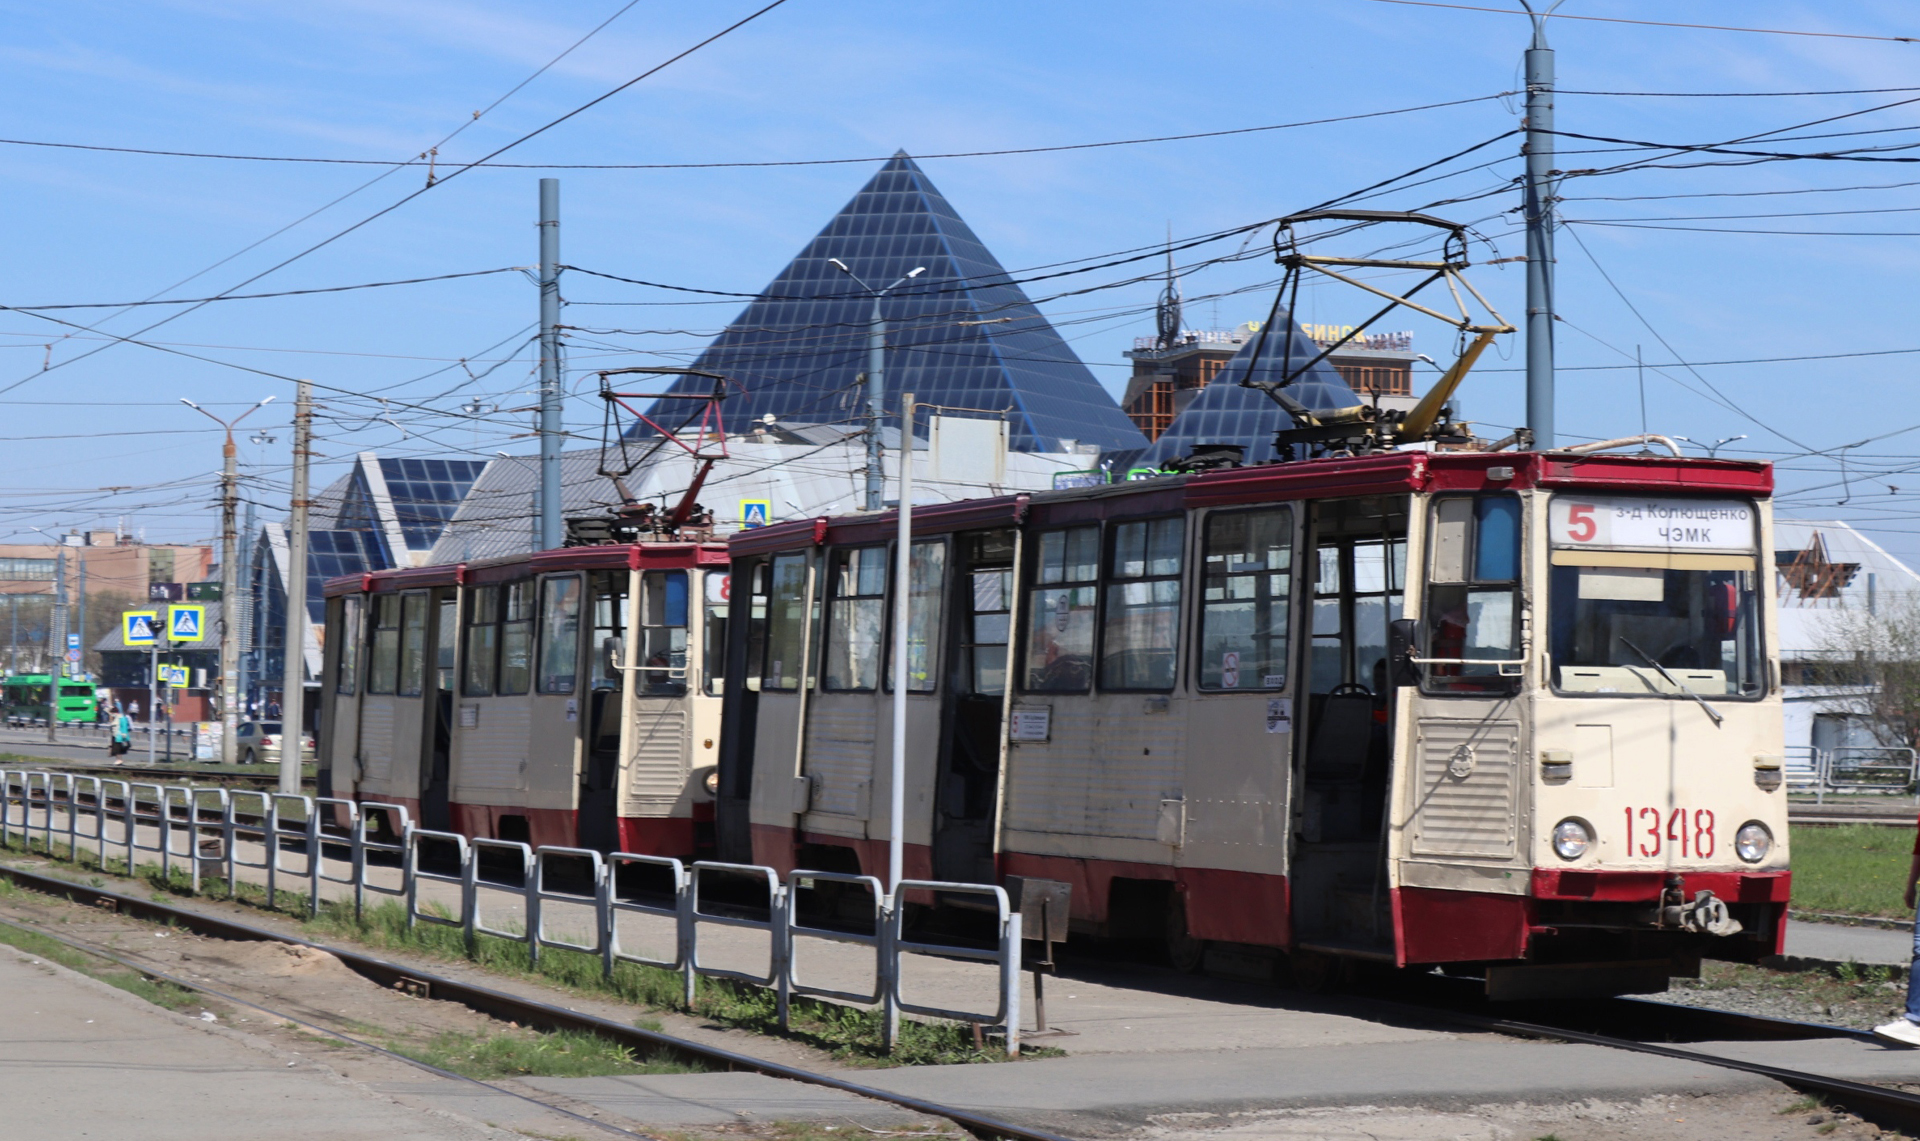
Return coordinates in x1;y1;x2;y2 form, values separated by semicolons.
321;540;729;597
729;449;1772;556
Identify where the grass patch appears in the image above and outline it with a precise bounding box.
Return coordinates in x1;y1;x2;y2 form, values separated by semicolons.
1790;823;1914;918
1673;959;1908;1028
395;1026;697;1080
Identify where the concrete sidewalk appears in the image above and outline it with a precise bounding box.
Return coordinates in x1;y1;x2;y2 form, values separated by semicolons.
0;949;514;1140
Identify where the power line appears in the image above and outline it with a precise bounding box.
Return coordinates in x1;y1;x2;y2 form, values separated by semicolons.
0;93;1510;171
1;268;523;312
1353;0;1920;43
0;0;794;398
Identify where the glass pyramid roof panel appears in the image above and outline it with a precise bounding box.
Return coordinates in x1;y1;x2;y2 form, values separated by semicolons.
626;154;1147;454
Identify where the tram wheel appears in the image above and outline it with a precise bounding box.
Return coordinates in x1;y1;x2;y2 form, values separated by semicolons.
1166;893;1205;974
1288;949;1339;994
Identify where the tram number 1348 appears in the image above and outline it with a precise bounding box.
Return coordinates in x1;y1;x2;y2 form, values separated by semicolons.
1624;808;1716;858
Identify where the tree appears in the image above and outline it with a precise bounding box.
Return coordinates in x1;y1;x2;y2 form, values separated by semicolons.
1808;595;1920;750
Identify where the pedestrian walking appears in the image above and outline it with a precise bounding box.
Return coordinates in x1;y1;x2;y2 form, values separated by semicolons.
108;707;132;764
1873;819;1920;1046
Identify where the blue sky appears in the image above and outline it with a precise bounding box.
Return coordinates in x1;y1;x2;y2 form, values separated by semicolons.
3;1;1919;560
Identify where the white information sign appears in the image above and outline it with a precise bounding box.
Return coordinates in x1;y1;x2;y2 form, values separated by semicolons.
1549;495;1755;553
1265;699;1292;735
1221;651;1240;689
1009;705;1052;743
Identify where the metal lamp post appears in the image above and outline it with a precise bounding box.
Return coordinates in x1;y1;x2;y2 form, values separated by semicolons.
183;397;277;764
828;259;925;511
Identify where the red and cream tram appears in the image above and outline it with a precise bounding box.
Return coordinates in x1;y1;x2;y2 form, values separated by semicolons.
318;540;730;856
715;448;1790;995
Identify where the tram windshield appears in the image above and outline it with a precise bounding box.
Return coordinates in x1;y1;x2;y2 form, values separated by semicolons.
1546;495;1764;698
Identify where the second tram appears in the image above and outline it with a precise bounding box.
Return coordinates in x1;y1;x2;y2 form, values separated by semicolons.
714;447;1789;995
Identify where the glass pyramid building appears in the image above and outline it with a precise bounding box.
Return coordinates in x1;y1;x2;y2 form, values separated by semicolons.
1134;315;1364;468
628;154;1146;454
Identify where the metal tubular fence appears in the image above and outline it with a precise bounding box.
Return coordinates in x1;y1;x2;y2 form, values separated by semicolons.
1785;746;1920;802
0;770;1022;1055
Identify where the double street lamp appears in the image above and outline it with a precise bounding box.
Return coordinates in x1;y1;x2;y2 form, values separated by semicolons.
828;259;925;511
182;396;277;764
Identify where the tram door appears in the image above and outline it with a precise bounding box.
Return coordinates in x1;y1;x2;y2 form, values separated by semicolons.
419;588;458;832
932;529;1017;883
578;571;629;853
1291;496;1407;952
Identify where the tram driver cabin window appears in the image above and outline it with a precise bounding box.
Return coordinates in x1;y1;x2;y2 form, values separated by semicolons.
1101;518;1184;691
1423;495;1522;692
637;570;688;696
537;575;582;694
1197;508;1293;691
1025;526;1099;692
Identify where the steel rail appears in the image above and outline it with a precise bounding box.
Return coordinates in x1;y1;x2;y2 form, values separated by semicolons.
0;912;663;1141
0;863;1075;1141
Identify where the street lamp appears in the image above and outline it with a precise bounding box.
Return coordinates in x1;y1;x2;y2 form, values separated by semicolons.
1675;434;1748;459
182;396;277;764
829;259;926;511
24;524;68;745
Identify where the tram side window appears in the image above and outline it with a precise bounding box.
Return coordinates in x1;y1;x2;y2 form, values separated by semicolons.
1102;517;1184;691
1197;508;1292;691
368;594;401;694
886;540;946;693
463;586;498;696
500;581;535;696
703;571;730;695
1423;495;1522;693
398;593;429;697
639;570;688;696
537;575;582;694
1024;525;1099;692
762;553;809;692
824;547;887;691
335;596;362;695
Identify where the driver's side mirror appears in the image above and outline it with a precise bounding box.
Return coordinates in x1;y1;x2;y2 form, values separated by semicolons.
1388;618;1421;687
602;636;625;679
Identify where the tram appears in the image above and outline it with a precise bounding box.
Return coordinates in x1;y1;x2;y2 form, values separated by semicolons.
317;539;730;855
714;446;1789;996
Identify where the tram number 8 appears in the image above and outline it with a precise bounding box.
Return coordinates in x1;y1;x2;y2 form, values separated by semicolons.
1623;807;1716;859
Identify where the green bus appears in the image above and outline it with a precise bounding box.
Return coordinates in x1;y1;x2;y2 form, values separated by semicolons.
2;675;99;724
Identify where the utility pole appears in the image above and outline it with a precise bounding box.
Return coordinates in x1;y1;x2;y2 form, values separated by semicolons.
278;380;314;794
538;178;563;550
183;396;274;764
75;554;85;683
1521;1;1561;449
47;545;65;743
241;495;257;715
828;259;925;511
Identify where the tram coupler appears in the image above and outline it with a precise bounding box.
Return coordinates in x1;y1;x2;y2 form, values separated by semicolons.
1641;876;1743;936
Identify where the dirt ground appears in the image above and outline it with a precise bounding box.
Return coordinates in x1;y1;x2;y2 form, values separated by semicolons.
1142;1092;1901;1141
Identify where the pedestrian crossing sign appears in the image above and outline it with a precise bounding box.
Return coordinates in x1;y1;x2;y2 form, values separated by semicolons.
740;499;771;529
158;664;190;687
123;610;159;646
168;604;206;642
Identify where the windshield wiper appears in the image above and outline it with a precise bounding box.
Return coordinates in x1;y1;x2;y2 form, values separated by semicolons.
1621;637;1723;727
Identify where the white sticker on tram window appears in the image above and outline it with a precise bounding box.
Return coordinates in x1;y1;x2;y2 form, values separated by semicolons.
459;705;478;729
1266;699;1291;735
1221;651;1240;689
1009;705;1052;742
565;698;578;723
1262;674;1285;688
1549;495;1755;553
706;573;731;605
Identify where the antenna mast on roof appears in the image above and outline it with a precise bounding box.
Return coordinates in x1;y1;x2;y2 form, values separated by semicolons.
1155;224;1183;350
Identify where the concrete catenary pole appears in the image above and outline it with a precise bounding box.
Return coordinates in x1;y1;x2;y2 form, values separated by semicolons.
1522;2;1560;449
538;179;563;550
889;392;915;891
47;545;65;743
278;380;314;794
184;395;273;763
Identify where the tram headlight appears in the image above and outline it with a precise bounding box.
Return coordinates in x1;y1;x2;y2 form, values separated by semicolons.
702;769;720;796
1551;818;1592;861
1735;821;1773;864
